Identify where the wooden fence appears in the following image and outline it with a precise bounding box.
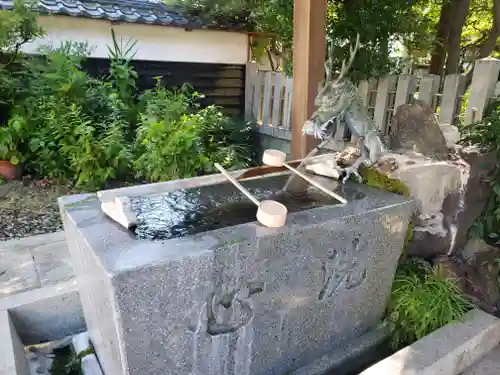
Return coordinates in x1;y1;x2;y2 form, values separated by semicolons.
245;57;500;141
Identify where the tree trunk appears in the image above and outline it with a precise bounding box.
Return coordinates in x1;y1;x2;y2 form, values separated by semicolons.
464;0;500;88
429;0;453;75
479;0;500;58
445;0;470;74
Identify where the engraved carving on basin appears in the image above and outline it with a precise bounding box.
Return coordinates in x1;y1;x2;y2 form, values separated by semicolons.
319;238;368;300
205;281;265;336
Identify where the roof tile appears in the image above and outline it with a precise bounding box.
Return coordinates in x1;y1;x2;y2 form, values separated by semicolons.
0;0;249;31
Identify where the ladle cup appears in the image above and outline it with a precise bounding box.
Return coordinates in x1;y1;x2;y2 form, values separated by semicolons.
214;163;288;228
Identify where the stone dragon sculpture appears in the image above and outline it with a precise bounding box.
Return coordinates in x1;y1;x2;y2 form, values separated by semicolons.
283;34;387;191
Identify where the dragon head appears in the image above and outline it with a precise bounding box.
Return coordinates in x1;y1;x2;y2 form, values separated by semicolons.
303;34;361;140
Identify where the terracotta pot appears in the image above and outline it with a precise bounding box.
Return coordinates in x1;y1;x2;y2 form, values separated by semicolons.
0;160;18;180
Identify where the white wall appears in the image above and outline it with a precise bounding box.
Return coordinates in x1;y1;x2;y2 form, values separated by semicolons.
22;15;249;64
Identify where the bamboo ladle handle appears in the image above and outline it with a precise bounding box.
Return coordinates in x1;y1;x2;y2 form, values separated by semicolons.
262;150;348;204
214;163;288;228
214;163;260;206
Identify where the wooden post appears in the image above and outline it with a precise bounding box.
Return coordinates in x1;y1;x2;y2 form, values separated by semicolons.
290;0;327;159
244;62;258;121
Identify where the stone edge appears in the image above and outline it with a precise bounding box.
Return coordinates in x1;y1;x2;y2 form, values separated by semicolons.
0;310;29;375
291;325;388;375
360;309;500;375
0;280;86;375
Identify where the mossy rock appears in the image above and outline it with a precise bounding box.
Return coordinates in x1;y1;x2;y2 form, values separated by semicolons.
359;165;413;251
359;165;410;197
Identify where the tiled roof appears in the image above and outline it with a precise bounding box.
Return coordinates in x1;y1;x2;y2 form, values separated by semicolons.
0;0;249;31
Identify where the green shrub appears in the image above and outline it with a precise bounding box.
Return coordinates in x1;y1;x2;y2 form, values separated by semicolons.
10;39;134;187
1;13;254;188
386;259;472;350
461;98;500;244
134;83;253;181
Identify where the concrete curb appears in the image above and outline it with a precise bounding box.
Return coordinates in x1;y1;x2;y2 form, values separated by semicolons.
360;309;500;375
0;310;29;375
0;280;86;375
0;280;86;345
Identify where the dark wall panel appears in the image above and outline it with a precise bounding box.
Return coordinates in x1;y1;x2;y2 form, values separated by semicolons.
83;58;246;117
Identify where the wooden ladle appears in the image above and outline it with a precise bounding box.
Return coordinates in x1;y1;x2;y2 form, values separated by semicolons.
101;196;137;229
262;149;348;204
214;163;288;228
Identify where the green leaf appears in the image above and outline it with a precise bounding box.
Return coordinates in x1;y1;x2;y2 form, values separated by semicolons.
9;155;19;165
29;138;41;152
493;184;500;197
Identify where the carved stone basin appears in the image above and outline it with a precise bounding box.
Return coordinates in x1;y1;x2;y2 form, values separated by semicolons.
59;170;414;375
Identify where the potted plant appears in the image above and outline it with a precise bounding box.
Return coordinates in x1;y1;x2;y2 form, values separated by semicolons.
0;118;24;180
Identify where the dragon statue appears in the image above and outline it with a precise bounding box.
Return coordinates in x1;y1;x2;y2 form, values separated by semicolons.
283;34;387;191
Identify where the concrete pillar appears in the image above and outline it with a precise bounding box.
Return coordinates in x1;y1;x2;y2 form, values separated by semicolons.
374;75;397;135
394;75;417;111
465;58;500;125
358;79;377;107
418;74;440;108
439;74;466;125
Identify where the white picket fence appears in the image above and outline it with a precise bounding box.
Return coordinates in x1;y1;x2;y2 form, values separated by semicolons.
245;58;500;140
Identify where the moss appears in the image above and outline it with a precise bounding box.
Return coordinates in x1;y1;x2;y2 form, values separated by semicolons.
403;222;414;254
359;165;413;251
359;165;410;197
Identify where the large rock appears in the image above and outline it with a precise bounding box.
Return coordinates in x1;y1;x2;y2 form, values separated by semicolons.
452;146;497;252
361;146;495;258
304;145;496;259
390;100;449;159
433;239;500;314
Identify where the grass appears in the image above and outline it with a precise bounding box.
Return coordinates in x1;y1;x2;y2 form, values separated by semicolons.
386;258;473;350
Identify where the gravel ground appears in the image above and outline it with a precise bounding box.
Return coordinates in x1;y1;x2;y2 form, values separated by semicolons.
0;180;79;241
0;179;144;241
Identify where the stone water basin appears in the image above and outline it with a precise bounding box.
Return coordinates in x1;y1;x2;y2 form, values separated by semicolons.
59;170;414;375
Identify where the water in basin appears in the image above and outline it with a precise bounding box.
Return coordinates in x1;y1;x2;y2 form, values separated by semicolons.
131;174;363;240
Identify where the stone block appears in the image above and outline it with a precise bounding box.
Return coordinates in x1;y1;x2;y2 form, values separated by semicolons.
60;172;414;375
0;309;29;375
462;346;500;375
0;245;40;297
360;309;500;375
357;144;496;258
0;280;86;345
291;326;388;375
31;236;74;286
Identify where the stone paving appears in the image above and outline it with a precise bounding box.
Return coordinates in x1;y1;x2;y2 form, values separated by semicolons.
0;231;74;297
462;346;500;375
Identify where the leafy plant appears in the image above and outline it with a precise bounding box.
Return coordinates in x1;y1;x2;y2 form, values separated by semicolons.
386;258;472;350
107;28;139;127
462;98;500;244
134;83;252;181
49;345;82;375
0;115;24;164
2;18;254;188
0;0;44;65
